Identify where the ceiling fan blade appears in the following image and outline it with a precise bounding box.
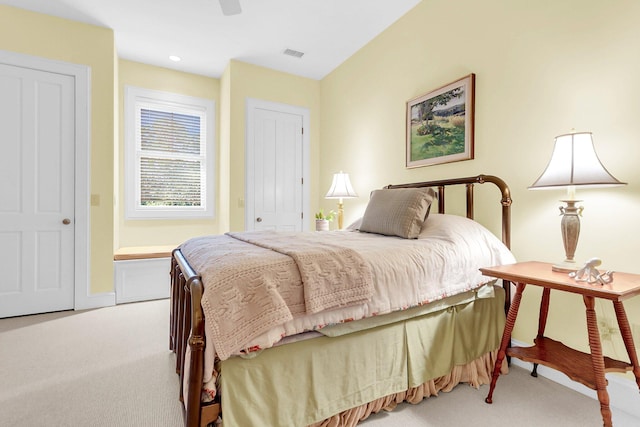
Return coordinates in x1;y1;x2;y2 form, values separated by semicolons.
219;0;242;16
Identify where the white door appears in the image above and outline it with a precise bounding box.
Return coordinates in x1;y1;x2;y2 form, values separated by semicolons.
0;63;75;318
246;100;309;231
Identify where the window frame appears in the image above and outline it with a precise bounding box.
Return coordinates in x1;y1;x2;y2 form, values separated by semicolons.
124;86;215;220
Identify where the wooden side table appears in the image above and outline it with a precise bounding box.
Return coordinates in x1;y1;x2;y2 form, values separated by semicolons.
481;261;640;427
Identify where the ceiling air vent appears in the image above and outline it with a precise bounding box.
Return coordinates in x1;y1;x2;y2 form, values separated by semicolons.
283;48;305;58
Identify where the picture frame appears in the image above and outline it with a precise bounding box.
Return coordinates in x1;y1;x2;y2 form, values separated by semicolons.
406;74;475;168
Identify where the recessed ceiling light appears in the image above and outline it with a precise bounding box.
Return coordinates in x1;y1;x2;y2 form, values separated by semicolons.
169;55;181;62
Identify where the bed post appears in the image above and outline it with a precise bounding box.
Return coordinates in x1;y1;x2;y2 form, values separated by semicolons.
170;257;179;352
474;174;511;250
172;249;208;427
184;276;205;427
476;175;513;315
475;175;512;314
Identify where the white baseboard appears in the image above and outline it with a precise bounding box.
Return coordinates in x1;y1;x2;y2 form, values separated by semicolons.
75;291;116;311
114;257;171;304
510;339;640;419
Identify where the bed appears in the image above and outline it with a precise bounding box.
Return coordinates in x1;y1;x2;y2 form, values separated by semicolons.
170;174;515;427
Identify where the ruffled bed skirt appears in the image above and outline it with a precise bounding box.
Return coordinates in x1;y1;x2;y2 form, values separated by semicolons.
308;349;507;427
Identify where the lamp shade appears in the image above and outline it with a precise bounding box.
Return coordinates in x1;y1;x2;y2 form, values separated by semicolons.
325;172;358;199
529;132;626;189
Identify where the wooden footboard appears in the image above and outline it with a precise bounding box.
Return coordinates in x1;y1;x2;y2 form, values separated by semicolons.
169;173;513;427
171;250;216;427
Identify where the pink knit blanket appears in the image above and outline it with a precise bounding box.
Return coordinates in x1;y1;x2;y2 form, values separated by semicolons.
179;231;373;360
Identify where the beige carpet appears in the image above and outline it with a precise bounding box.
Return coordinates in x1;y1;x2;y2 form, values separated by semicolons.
1;299;638;427
0;300;182;427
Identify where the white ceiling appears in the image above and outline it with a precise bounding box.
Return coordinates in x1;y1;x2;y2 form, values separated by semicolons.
1;0;421;80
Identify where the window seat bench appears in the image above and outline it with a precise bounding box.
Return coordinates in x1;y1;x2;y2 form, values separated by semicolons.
113;245;177;304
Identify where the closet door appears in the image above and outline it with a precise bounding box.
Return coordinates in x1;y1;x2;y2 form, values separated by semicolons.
0;63;75;318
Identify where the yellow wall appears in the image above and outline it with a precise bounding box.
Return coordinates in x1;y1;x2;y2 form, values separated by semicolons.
226;60;321;231
116;60;220;248
0;5;116;294
320;0;640;362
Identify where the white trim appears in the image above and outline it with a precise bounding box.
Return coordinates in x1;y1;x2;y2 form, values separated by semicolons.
245;98;310;231
0;50;104;311
74;291;116;311
124;86;216;220
510;339;640;419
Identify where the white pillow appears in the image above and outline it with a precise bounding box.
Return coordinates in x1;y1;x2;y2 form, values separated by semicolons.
419;213;516;266
419;213;501;244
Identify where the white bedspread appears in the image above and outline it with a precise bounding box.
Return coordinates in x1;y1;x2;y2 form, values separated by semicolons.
241;214;516;352
179;213;516;394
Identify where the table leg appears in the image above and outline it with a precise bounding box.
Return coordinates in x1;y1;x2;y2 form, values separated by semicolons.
486;281;526;404
584;295;612;427
532;287;551;378
612;300;640;390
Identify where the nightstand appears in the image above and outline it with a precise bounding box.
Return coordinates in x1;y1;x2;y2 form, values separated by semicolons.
481;261;640;427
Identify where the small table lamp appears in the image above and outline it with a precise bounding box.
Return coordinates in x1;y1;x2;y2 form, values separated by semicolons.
529;131;626;272
325;171;358;230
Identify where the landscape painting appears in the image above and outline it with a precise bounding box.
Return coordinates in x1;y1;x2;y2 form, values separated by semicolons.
406;74;475;168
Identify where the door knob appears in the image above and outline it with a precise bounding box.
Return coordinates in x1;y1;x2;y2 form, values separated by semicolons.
256;217;262;222
62;218;71;225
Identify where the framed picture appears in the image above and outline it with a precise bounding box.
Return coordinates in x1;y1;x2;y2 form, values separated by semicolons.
406;74;475;168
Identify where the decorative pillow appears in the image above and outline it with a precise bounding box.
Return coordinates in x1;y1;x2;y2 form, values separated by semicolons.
358;187;436;239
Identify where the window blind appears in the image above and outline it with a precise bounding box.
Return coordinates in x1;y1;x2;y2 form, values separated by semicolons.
138;108;204;207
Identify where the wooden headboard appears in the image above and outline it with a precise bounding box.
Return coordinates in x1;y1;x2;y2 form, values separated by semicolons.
384;174;512;250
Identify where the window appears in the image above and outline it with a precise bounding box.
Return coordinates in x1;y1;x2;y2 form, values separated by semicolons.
125;86;215;219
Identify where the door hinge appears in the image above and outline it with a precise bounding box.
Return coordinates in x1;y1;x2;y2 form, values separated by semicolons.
301;212;304;219
301;127;304;135
301;177;304;185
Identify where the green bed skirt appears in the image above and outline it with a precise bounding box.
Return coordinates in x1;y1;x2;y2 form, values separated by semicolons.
219;286;505;427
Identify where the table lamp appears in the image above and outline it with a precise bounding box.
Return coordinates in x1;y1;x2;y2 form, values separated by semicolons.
528;131;626;272
325;171;358;230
